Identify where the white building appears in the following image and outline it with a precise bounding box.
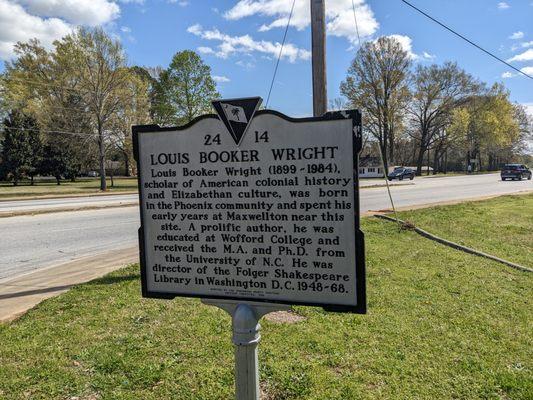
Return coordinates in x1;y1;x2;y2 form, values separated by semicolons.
358;166;385;178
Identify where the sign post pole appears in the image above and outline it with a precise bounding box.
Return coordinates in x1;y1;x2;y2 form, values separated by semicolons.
202;300;290;400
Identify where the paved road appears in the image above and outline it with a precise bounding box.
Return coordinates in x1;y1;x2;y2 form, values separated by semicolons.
0;208;139;281
0;173;531;282
360;173;532;211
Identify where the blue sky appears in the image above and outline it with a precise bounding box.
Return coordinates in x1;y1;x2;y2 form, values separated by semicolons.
1;0;532;117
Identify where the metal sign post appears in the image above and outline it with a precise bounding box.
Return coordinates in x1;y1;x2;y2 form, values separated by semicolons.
202;300;290;400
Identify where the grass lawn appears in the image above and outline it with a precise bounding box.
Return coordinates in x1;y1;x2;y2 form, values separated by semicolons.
0;197;531;399
0;178;138;199
396;193;533;268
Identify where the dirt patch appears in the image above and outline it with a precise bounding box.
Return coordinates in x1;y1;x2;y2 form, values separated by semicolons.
264;310;306;324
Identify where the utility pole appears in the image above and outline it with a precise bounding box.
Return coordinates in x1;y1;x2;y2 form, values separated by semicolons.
311;0;327;117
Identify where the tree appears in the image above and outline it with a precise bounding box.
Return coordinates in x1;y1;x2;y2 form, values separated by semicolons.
0;110;41;185
155;50;219;125
408;62;480;175
340;36;411;172
40;144;66;185
110;68;150;176
54;28;130;190
1;30;130;190
472;85;520;170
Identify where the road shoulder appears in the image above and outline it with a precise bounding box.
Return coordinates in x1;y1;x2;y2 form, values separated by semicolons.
0;246;138;322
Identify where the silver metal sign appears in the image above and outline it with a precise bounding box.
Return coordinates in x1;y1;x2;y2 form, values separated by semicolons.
133;99;365;313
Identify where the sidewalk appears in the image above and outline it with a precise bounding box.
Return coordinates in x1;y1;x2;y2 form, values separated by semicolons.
0;247;138;322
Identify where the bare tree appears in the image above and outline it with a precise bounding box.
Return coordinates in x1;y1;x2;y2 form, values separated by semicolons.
408;62;479;175
55;28;130;190
341;36;411;172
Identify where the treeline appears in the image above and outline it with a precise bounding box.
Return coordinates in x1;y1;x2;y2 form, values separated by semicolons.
0;28;218;188
1;31;531;186
340;37;532;174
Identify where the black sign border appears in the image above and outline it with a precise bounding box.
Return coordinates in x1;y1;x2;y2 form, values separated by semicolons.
133;109;366;314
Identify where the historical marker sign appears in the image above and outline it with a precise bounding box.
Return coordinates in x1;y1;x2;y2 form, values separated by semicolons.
133;97;365;313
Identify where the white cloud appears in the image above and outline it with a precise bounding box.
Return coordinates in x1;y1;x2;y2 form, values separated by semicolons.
236;60;255;69
224;0;379;45
213;75;230;83
13;0;120;26
509;31;524;40
120;25;135;42
0;0;129;60
422;51;436;60
383;34;434;61
521;66;533;75
507;48;533;62
198;46;215;55
501;71;515;78
387;34;416;59
0;0;72;60
497;2;510;9
187;24;311;62
511;40;533;52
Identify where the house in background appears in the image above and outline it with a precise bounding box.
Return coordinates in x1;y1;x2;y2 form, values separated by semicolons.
358;155;434;178
358;156;386;178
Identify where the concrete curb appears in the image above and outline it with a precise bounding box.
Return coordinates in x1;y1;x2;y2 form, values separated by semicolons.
0;190;138;202
375;214;532;273
360;182;414;189
0;202;139;219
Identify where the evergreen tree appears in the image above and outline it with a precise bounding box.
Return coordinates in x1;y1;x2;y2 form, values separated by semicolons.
40;144;66;185
0;111;41;185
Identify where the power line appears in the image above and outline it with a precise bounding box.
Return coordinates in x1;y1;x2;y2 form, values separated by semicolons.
400;0;533;80
2;125;97;138
351;0;361;46
265;0;296;108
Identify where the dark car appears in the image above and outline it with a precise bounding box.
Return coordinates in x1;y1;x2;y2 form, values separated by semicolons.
388;167;415;181
501;164;531;181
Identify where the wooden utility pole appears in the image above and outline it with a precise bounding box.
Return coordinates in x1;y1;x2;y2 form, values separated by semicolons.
311;0;327;117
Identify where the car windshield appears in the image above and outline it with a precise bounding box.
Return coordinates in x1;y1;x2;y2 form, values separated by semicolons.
504;165;519;170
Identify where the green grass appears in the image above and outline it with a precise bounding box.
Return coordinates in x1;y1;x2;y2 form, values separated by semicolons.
0;197;531;399
397;193;533;268
0;178;138;199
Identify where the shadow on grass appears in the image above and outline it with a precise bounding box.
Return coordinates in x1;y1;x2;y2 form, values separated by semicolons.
0;283;76;300
85;273;139;286
0;274;139;300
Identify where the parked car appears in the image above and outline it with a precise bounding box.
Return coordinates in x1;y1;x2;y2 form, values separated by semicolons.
388;167;415;181
500;164;531;181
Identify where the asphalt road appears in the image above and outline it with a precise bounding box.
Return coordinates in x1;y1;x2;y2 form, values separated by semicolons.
360;173;532;211
0;208;139;281
0;173;531;282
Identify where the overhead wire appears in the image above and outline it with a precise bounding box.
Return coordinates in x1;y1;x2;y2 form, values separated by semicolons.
400;0;533;80
2;125;97;138
265;0;296;108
